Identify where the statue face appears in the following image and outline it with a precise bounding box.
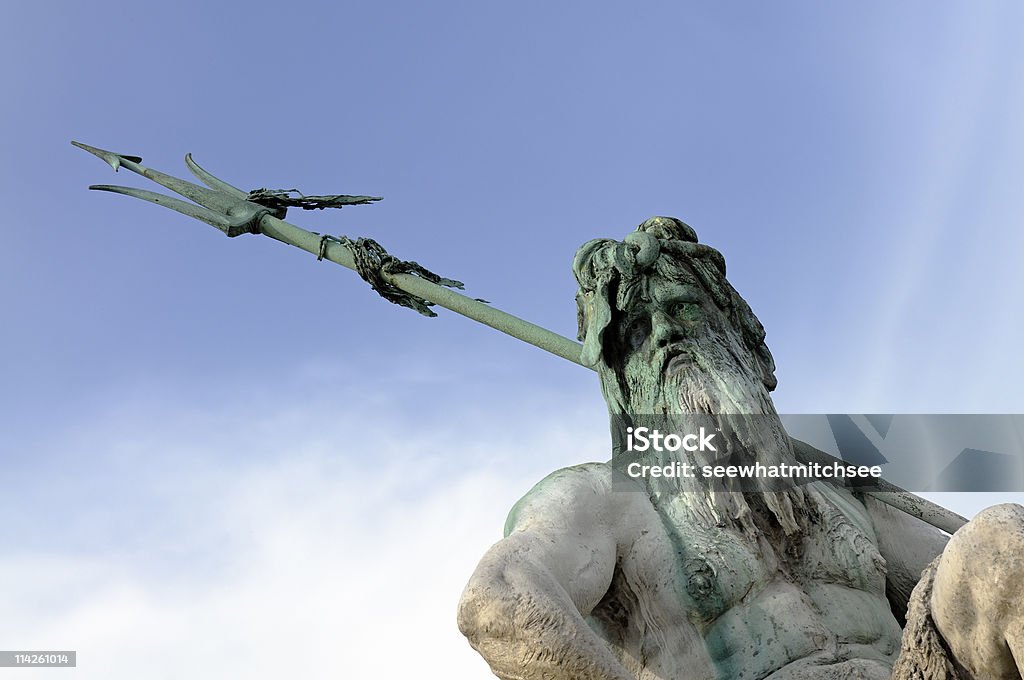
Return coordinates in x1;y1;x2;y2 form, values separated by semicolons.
618;277;706;369
615;269;730;375
609;263;770;416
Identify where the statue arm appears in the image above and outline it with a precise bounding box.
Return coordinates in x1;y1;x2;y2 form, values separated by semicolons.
861;493;950;623
457;464;634;680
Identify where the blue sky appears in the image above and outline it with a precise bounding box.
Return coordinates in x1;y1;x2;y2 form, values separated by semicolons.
2;2;1024;678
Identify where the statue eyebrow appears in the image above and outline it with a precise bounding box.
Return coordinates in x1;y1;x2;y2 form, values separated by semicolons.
669;288;702;302
655;283;703;304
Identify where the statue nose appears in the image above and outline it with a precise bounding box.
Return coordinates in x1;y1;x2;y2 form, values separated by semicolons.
650;310;685;348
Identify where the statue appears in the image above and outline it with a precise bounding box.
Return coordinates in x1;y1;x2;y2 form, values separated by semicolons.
457;216;1024;680
73;144;1024;680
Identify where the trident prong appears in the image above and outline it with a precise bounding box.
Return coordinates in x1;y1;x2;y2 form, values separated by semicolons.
184;152;249;199
88;184;241;234
73;140;275;236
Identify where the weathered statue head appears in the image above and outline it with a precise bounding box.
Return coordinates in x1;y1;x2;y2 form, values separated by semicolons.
574;217;804;536
573;216;778;417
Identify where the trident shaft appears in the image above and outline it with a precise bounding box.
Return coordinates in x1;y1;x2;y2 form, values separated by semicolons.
72;141;968;535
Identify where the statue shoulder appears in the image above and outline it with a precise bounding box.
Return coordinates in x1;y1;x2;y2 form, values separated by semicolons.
502;462;656;558
504;462;615;537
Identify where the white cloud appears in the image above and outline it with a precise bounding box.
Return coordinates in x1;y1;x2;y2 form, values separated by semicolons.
0;373;608;680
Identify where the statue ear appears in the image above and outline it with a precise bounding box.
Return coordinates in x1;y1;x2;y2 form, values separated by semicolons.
578;281;614;368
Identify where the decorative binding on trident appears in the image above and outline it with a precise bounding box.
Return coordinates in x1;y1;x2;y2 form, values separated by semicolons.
317;234;465;317
246;188;383;211
243;184;466;316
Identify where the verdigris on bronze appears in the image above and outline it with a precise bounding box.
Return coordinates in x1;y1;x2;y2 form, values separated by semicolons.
76;144;1024;680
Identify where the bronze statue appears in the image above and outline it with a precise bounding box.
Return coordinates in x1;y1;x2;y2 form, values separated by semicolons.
458;217;1024;680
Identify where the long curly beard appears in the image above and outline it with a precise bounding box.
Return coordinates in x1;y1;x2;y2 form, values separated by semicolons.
615;324;808;541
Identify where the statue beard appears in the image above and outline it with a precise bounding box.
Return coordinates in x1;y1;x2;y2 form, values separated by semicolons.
614;324;808;541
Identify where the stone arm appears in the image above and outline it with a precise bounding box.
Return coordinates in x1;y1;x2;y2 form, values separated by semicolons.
457;463;635;680
861;494;950;624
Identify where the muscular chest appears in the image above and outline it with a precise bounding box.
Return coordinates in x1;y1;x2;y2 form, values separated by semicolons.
596;488;899;679
620;486;889;629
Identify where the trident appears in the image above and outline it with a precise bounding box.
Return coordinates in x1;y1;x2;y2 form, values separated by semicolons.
72;141;968;535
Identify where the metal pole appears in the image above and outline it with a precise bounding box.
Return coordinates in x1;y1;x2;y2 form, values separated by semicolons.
258;215;587;367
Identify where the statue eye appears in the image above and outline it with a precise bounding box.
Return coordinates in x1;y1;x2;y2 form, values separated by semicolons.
624;318;650;350
670;301;700;319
